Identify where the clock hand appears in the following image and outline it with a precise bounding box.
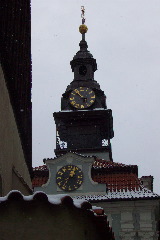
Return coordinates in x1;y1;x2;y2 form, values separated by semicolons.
75;90;88;103
63;177;69;186
70;168;76;177
75;89;84;98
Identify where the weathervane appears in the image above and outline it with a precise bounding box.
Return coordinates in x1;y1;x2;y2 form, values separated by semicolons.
79;6;88;40
81;6;85;24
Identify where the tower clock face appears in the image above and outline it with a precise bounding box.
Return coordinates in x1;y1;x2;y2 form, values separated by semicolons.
69;87;95;109
56;165;83;191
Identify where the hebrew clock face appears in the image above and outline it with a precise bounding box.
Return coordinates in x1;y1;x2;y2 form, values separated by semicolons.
56;165;83;191
69;87;95;109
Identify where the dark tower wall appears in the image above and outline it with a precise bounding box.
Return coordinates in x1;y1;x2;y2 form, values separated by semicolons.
0;0;32;195
0;0;32;175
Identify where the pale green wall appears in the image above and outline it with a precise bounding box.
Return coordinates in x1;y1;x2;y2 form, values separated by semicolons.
93;199;160;240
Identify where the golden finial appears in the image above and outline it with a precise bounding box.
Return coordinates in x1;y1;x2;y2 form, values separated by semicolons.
79;6;88;34
79;24;88;34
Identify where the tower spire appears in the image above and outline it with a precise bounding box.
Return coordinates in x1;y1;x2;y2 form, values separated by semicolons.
79;6;88;41
53;8;114;160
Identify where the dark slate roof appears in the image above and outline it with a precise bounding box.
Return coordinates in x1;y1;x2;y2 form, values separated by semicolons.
73;40;93;59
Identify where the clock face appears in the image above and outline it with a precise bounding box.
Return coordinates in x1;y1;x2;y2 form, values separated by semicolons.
69;87;95;109
56;165;83;191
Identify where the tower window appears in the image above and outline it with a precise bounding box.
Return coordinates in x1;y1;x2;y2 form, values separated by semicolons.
79;65;87;76
102;139;108;146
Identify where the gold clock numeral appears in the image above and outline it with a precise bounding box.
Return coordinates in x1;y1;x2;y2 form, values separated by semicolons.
71;101;76;105
77;180;82;185
58;181;62;186
81;105;84;108
78;175;82;179
58;171;63;175
74;89;79;93
90;100;94;103
91;96;95;98
70;97;74;100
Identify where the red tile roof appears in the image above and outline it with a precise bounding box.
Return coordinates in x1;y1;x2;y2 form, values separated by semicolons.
92;173;141;191
32;176;48;187
32;165;48;187
93;159;127;168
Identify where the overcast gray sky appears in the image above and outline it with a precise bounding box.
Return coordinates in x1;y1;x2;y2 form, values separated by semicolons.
32;0;160;194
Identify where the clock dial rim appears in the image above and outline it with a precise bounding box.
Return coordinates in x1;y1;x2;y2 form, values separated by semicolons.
69;87;95;109
56;165;83;191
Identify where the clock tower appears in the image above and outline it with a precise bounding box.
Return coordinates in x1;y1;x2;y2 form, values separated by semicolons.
53;10;114;161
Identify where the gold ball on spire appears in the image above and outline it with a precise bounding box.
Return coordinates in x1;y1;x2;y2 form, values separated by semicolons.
79;24;88;34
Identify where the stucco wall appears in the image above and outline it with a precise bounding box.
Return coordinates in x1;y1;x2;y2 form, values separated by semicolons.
0;64;32;195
